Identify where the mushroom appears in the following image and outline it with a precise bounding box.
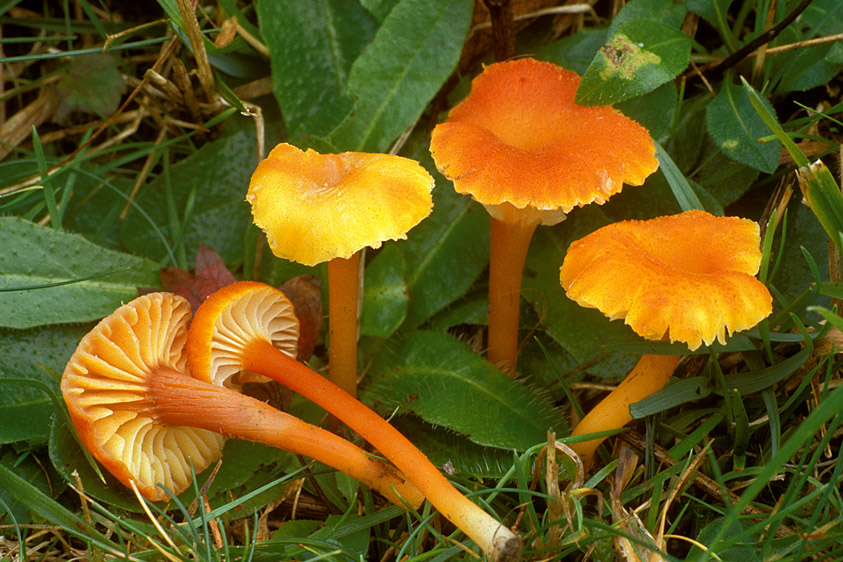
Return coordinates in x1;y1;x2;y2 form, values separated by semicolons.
61;292;424;507
247;143;435;397
559;210;773;466
186;281;522;562
430;58;658;374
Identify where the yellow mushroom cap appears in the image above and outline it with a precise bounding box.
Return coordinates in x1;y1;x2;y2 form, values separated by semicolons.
560;210;773;350
430;58;658;226
61;293;225;502
186;281;299;388
247;143;435;267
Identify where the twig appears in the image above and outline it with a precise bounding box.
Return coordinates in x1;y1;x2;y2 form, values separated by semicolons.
706;0;814;78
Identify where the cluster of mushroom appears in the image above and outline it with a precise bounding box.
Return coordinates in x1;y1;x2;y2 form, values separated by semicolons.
62;56;776;562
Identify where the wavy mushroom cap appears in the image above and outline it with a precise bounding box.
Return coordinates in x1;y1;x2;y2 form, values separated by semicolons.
430;58;658;226
61;293;225;502
247;143;435;266
187;281;299;387
560;210;773;350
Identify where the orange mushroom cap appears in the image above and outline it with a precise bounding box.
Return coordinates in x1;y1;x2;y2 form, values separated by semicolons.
247;143;435;267
61;293;225;502
430;58;658;226
187;281;299;388
560;210;773;350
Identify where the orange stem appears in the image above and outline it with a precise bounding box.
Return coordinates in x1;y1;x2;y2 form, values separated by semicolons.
242;340;522;562
487;218;538;375
148;367;423;509
569;354;681;467
328;253;361;397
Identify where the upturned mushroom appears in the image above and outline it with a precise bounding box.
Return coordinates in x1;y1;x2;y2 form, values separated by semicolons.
430;57;658;374
186;281;522;562
247;143;435;398
61;292;423;507
560;210;773;466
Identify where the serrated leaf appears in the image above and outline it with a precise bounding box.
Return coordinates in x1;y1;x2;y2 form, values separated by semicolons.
392;415;515;478
256;1;375;136
0;217;160;329
360;244;408;338
326;0;473;152
121;120;256;266
55;54;126;124
0;323;87;443
577;19;691;105
364;331;568;450
705;80;782;174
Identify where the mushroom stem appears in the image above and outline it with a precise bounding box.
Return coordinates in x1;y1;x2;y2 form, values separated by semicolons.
242;339;522;562
486;217;538;375
146;367;424;508
569;354;681;467
328;253;361;398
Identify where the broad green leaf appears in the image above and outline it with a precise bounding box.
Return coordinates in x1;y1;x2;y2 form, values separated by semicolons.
121;120;256;267
577;19;691;105
686;0;732;27
402;176;489;330
326;0;473;152
695;135;761;207
364;331;568;450
538;28;607;76
777;41;843;94
54;54;126;124
392;415;515;478
360;0;400;22
615;82;678;143
691;518;758;561
0;323;87;443
705;80;782;174
256;0;375;136
0;217;160;329
522;207;640;379
360;244;408;338
607;0;687;34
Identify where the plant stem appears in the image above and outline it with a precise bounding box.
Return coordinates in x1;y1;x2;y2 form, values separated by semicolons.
148;367;423;508
242;340;523;562
569;354;681;467
328;253;361;397
486;217;538;375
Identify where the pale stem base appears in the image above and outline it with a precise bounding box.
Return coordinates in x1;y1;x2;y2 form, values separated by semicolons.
243;341;523;562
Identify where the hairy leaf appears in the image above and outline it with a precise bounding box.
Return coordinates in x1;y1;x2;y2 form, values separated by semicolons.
0;217;160;329
364;331;568;450
326;0;473;152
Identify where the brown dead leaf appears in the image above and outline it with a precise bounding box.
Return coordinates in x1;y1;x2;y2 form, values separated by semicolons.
280;275;323;362
160;244;236;310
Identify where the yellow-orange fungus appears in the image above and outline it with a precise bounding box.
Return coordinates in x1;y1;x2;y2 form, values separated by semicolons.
561;210;772;350
429;58;658;218
248;143;435;266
